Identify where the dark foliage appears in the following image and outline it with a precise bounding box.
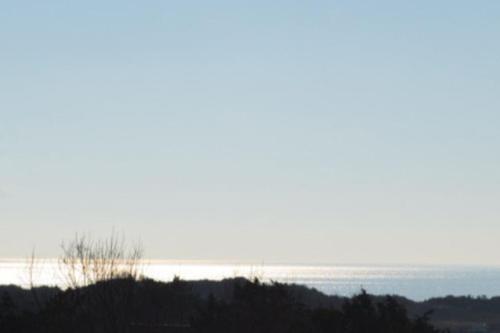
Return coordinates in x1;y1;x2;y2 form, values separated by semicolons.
0;279;446;333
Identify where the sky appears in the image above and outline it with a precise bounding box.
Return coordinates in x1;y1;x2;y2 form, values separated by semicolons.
1;1;500;265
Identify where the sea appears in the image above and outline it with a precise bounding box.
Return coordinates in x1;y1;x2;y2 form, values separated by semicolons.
2;260;500;301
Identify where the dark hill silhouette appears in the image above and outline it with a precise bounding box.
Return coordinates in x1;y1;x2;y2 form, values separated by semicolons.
2;277;499;332
0;277;450;333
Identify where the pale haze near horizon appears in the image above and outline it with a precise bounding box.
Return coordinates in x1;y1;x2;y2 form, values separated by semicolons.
1;1;499;265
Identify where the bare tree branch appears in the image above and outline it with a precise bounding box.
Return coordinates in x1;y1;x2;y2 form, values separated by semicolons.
58;231;143;289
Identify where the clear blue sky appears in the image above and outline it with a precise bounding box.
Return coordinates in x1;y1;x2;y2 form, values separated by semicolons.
1;1;499;264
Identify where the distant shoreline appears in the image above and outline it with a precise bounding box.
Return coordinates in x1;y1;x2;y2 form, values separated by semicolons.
3;261;500;301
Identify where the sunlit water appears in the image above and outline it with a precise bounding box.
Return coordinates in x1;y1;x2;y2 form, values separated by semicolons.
2;260;500;301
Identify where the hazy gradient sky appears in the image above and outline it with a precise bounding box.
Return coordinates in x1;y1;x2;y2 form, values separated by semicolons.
1;1;500;264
